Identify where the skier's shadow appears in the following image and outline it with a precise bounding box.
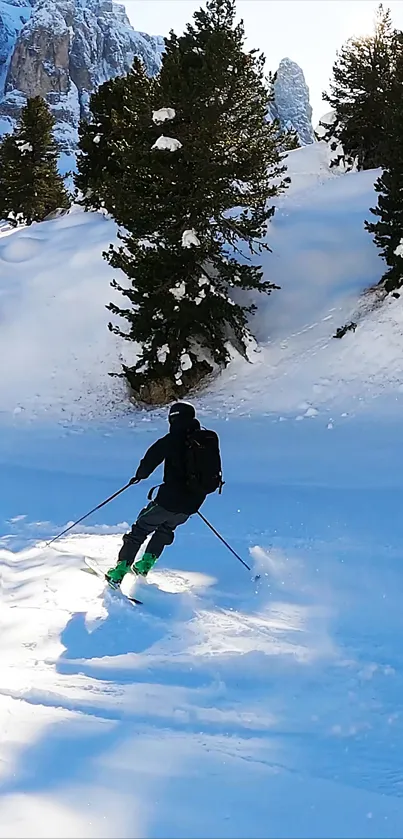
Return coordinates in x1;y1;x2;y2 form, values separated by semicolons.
57;584;194;682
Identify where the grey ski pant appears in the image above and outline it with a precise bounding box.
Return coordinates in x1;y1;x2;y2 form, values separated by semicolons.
118;501;190;566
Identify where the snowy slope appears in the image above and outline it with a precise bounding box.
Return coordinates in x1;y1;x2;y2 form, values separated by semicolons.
0;208;140;421
0;141;396;424
2;142;403;839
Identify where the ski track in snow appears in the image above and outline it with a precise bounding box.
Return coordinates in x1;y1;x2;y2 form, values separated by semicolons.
2;415;403;837
2;529;403;839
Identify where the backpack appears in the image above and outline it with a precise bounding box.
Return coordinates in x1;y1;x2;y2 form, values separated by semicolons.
185;428;223;495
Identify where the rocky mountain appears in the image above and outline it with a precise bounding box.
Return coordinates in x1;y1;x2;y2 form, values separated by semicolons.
0;0;164;169
270;57;315;145
0;5;314;169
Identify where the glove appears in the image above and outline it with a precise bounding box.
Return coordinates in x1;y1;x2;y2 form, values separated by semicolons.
129;476;140;485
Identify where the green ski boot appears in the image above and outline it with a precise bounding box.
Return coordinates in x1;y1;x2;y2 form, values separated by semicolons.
105;560;131;585
132;552;158;577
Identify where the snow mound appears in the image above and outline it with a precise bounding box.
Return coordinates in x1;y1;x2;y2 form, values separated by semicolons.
0;234;43;263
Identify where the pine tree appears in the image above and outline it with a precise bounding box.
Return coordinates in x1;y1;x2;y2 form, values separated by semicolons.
75;60;155;215
321;5;401;170
365;39;403;293
0;96;69;225
78;0;289;403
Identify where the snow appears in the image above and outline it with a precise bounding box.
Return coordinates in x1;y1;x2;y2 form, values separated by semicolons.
0;0;31;94
138;237;158;250
195;288;206;305
21;0;68;38
152;107;176;124
394;239;403;258
0;206;140;421
0;141;401;423
2;142;403;836
316;110;336;140
170;281;186;301
157;344;170;363
180;352;192;371
151;135;183;152
16;140;32;152
2;417;403;837
182;228;201;248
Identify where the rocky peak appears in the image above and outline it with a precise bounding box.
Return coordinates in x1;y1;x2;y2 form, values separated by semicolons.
0;0;164;167
0;6;314;169
270;57;315;145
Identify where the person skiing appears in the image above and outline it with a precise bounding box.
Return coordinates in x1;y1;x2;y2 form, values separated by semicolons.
106;401;223;584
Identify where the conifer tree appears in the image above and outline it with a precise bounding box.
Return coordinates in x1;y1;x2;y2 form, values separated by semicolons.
77;0;289;403
76;60;155;215
365;38;403;293
0;96;69;225
321;5;401;170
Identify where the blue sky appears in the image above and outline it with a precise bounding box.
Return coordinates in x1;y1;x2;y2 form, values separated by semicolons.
125;0;403;125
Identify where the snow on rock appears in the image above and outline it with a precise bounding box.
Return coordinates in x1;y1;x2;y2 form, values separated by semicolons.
182;229;201;248
151;135;183;152
152;107;176;124
0;0;31;96
269;57;315;145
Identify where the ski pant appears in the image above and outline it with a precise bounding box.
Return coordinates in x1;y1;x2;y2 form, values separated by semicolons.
118;501;190;566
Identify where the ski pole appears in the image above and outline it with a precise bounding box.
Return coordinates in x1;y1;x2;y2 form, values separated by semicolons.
197;510;251;571
45;480;138;547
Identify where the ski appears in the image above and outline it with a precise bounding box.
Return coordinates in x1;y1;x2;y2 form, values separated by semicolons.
81;556;143;605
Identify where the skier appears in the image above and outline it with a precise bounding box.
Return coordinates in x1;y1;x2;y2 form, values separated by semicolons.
106;401;223;584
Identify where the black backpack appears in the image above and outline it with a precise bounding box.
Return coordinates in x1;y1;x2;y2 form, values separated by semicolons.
185;428;223;495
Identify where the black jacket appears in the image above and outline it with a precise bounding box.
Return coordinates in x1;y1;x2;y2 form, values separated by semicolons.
135;418;206;514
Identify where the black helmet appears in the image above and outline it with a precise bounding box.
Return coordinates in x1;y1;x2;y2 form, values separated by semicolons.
168;401;196;425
